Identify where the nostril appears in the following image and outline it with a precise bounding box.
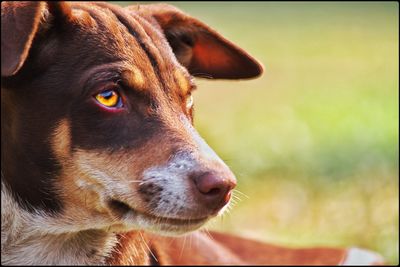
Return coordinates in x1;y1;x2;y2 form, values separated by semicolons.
224;191;232;203
206;187;221;196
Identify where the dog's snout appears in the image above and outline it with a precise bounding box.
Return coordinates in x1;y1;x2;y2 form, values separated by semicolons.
193;172;236;210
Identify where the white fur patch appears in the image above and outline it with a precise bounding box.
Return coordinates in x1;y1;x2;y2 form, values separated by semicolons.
1;182;118;265
140;152;197;218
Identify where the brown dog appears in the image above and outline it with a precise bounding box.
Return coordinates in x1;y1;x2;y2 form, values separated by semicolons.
1;1;383;265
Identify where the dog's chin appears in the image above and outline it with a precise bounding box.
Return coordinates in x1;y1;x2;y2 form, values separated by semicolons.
106;199;211;236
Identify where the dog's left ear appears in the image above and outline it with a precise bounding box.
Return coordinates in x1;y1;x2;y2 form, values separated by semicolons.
129;4;263;80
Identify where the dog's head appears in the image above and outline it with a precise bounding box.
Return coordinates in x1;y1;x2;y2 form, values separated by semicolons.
1;2;262;235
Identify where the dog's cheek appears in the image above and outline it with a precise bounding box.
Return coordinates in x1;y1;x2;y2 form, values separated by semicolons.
60;149;159;210
68;104;160;151
57;166;110;216
51;119;72;160
50;122;108;216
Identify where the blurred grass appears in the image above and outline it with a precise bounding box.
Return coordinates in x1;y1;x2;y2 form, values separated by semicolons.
117;2;399;264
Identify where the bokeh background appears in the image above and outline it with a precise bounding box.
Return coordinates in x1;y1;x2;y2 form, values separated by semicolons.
117;2;399;264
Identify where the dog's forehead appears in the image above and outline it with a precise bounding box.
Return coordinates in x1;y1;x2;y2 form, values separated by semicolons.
69;2;192;95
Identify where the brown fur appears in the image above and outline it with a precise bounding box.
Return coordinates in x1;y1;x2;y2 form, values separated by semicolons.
1;2;46;76
1;1;383;265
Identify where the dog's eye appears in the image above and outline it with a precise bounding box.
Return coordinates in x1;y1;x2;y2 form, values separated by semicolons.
95;89;123;108
186;94;194;109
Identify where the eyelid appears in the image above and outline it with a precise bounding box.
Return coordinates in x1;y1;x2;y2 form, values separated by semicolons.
81;69;121;98
92;82;121;96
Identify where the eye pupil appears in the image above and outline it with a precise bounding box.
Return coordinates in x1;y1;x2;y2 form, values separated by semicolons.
101;90;114;99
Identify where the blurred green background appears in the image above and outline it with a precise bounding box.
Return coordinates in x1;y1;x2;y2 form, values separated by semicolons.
117;2;399;264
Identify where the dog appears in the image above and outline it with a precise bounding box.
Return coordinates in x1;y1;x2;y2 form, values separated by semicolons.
1;1;384;265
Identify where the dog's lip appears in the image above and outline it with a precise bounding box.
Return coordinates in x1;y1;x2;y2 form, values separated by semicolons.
139;211;209;226
107;199;209;225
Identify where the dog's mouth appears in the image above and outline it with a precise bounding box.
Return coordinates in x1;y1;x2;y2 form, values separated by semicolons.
107;199;209;228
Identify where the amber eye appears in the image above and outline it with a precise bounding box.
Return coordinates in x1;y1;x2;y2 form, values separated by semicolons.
186;94;194;109
95;89;123;108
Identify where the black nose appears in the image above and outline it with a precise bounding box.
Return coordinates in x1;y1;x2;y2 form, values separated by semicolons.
193;172;236;211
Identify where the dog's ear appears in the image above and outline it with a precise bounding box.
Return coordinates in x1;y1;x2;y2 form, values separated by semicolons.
1;1;73;77
129;4;263;80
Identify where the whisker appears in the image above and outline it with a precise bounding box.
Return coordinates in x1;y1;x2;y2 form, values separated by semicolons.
202;228;216;243
232;193;243;201
139;232;158;263
189;232;193;250
233;189;250;199
179;233;187;260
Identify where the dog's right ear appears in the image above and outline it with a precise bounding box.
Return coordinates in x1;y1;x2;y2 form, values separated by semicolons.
1;2;46;77
1;1;73;77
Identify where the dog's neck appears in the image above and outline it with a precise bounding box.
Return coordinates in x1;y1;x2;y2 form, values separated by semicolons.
1;182;146;265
